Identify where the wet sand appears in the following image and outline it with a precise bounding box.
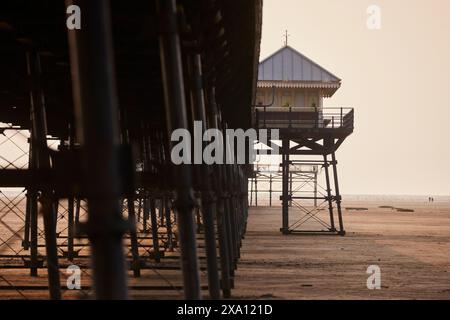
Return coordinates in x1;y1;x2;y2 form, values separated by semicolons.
1;198;450;299
233;200;450;299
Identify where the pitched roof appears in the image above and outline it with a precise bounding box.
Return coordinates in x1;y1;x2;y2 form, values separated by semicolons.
258;45;341;83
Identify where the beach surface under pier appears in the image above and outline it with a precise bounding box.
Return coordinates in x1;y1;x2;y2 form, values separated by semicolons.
1;197;450;299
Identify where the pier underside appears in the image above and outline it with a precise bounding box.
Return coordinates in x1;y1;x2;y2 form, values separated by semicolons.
0;0;262;299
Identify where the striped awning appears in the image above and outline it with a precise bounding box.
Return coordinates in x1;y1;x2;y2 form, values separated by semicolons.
258;80;340;97
257;80;340;90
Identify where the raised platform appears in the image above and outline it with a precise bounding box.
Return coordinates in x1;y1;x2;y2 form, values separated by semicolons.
254;107;354;140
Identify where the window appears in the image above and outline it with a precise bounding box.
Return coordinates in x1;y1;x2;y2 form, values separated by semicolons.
282;91;292;107
256;91;264;105
294;92;305;107
308;94;319;109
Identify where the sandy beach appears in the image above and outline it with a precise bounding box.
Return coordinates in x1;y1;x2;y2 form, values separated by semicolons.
0;196;449;299
233;198;450;299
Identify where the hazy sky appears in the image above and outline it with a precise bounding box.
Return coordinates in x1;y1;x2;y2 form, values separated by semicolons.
261;0;450;195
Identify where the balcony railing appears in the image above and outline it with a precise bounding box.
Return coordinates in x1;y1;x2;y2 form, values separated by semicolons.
254;107;354;131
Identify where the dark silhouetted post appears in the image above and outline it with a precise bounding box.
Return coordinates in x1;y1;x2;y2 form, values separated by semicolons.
66;0;129;299
156;0;201;299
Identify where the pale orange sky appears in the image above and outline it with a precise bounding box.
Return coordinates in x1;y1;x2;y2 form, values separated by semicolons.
261;0;450;195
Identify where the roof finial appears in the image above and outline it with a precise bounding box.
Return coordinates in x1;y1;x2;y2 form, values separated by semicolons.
283;30;290;47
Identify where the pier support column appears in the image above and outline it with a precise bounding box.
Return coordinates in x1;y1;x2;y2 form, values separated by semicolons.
24;131;39;277
150;198;161;262
314;170;318;207
157;0;201;299
289;172;293;207
269;174;273;207
27;50;61;299
281;139;290;234
119;103;141;277
23;139;33;253
331;152;345;236
164;196;174;250
323;155;336;232
249;178;253;206
127;196;141;277
254;174;258;207
190;54;221;299
207;85;232;298
67;0;129;299
67;123;76;261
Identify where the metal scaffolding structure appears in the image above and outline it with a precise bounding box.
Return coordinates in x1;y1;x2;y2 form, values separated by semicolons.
253;107;354;236
249;159;346;235
249;163;318;207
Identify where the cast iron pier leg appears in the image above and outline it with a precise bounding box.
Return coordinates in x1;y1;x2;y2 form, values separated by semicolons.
27;50;61;299
164;196;174;250
75;198;81;229
67;195;75;260
66;0;129;299
323;154;336;232
190;54;221;299
281;139;290;234
314;170;318;207
23;148;32;251
207;85;232;298
25;133;39;276
67;124;76;261
331;152;345;236
119;103;141;277
127;196;141;277
150;198;161;262
157;0;201;299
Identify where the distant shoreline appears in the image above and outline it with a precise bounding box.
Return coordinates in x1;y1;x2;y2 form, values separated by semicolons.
1;189;449;202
